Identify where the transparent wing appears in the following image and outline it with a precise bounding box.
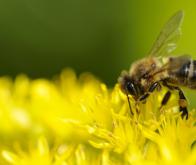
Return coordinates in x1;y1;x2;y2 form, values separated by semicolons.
148;10;184;57
150;54;191;78
166;54;191;73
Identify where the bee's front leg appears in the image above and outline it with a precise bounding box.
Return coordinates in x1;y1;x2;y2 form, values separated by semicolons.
139;82;161;102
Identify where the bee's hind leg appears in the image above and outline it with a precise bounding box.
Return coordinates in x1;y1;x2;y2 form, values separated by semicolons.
177;88;188;119
162;81;188;119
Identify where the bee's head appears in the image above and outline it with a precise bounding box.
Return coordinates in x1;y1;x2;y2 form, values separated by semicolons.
118;71;142;100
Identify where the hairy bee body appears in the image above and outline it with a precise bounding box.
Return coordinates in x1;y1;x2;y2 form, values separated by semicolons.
169;58;196;89
127;56;163;92
118;11;191;119
119;56;196;98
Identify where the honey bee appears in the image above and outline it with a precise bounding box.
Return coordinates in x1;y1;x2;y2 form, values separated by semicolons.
118;10;193;119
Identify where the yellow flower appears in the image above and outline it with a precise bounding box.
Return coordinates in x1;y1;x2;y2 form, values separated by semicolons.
0;69;195;165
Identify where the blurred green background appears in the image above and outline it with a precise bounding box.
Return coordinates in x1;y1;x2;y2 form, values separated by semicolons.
1;0;196;107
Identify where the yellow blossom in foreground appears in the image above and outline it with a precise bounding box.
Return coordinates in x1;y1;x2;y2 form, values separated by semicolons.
0;69;195;165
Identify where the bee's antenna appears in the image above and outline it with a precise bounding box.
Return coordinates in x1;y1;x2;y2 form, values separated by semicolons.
126;93;133;115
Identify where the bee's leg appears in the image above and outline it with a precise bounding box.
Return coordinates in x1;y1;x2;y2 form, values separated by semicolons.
159;91;171;113
178;89;188;119
139;82;161;102
161;91;172;106
162;82;188;119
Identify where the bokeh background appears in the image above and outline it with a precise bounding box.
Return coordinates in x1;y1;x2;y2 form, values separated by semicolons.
1;0;196;107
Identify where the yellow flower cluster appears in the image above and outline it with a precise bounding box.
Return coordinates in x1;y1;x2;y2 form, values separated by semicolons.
0;69;195;165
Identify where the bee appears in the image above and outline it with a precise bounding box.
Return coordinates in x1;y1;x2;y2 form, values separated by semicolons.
118;10;193;119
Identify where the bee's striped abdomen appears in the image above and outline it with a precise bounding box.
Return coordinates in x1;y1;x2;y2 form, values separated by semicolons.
177;60;191;79
179;60;196;88
189;60;196;81
169;58;196;88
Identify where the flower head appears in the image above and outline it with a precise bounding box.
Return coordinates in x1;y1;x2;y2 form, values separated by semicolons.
0;69;195;165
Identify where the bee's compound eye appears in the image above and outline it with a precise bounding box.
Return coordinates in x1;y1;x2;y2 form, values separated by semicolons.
126;82;137;96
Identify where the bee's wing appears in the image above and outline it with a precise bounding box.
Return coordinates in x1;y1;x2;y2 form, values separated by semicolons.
166;54;191;73
151;54;191;78
148;10;184;57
